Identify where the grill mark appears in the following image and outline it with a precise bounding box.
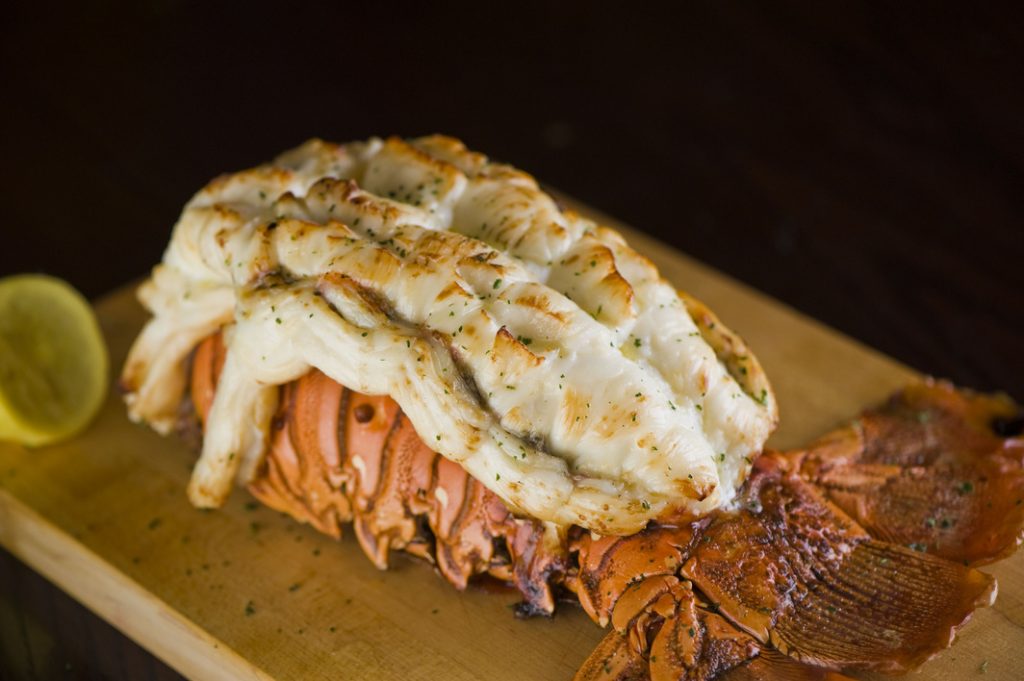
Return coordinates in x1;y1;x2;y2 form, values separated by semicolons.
444;335;552;456
446;343;489;412
354;281;402;323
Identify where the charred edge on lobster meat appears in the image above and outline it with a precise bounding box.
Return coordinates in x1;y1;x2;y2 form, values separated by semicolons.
185;333;1022;680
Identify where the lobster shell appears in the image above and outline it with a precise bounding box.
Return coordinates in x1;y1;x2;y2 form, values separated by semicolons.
191;332;568;616
187;332;1023;680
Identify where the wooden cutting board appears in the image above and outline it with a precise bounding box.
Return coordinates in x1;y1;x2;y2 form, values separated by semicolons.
1;201;1021;680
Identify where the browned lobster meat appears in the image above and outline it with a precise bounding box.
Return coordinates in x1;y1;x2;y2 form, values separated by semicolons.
187;333;1023;680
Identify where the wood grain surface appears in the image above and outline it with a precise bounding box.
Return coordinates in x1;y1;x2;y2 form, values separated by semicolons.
1;208;1021;680
3;3;1023;677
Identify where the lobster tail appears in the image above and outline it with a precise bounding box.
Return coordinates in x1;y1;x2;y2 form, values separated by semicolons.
682;454;995;674
187;333;1019;680
192;333;569;615
119;134;1024;680
572;578;857;681
570;453;998;679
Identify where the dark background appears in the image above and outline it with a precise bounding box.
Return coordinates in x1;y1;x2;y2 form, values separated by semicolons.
2;1;1022;678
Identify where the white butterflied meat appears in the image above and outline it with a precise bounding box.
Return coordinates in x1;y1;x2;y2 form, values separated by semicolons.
121;136;777;534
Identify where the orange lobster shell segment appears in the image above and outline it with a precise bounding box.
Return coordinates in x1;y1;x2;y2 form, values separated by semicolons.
191;333;570;615
683;454;996;674
188;333;1021;680
571;525;702;628
790;380;1024;566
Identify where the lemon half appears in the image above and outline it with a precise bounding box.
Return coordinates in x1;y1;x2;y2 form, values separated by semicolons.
0;275;109;446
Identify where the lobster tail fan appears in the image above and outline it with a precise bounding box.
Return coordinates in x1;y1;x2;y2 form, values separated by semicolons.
683;454;997;674
790;380;1024;566
573;578;864;681
722;651;856;680
770;541;995;672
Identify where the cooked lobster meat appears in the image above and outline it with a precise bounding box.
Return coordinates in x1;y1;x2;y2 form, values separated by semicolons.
121;135;778;535
121;135;1024;679
183;333;1019;680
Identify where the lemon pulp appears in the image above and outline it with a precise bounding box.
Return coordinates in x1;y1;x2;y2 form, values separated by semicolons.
0;275;108;446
